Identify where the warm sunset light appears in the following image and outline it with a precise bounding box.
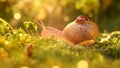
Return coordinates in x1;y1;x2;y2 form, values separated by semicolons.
0;0;120;68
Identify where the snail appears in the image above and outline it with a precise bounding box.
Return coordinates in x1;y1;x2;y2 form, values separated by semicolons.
36;15;99;45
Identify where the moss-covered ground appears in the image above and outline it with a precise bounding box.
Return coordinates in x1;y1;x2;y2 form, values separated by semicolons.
0;18;120;68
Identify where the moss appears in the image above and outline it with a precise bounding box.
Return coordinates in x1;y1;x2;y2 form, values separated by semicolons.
1;19;120;68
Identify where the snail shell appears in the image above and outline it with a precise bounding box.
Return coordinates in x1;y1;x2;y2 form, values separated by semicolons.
63;15;99;44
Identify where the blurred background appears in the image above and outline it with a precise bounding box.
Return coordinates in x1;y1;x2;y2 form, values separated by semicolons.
0;0;120;32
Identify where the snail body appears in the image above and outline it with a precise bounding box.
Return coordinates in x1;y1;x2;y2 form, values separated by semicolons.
36;20;67;41
36;15;99;45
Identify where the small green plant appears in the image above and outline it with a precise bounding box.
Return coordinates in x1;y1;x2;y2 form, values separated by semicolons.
23;21;39;36
0;18;14;35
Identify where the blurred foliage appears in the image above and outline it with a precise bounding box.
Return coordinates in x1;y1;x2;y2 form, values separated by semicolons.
0;17;120;68
0;0;120;32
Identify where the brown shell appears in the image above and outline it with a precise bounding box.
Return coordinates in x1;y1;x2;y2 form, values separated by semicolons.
63;21;99;44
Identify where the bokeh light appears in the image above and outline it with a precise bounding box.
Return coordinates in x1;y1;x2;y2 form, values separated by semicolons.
77;60;88;68
52;65;60;68
14;13;21;20
4;41;9;45
20;67;29;68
